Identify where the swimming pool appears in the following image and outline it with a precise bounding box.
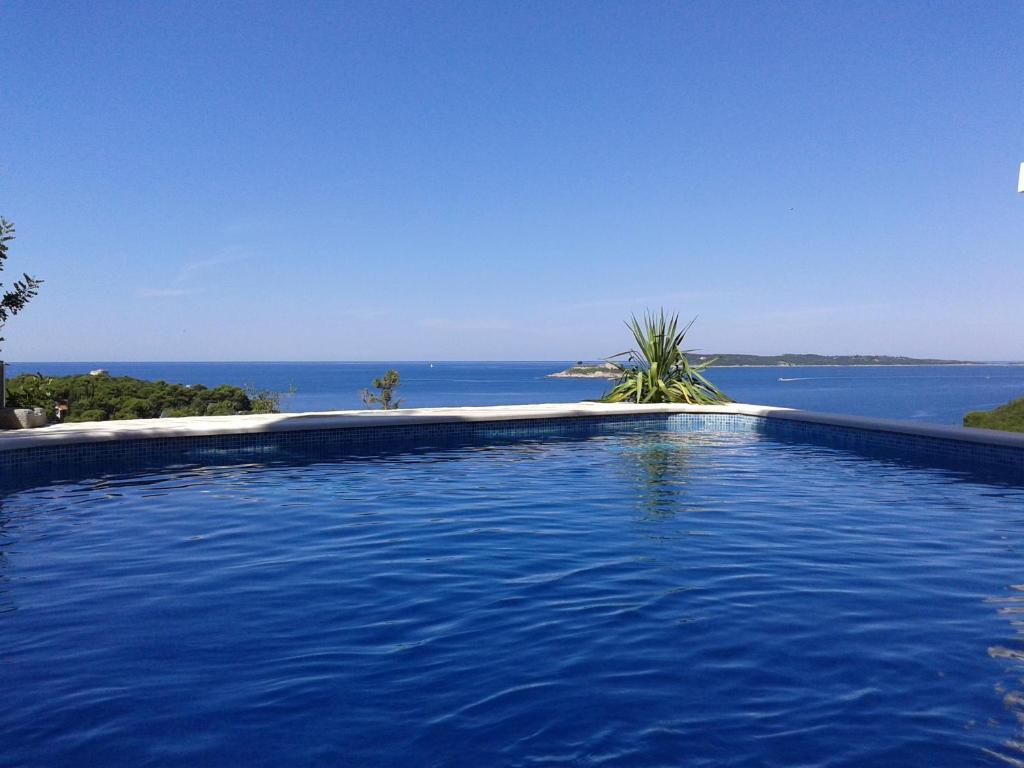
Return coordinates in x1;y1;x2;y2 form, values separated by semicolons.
2;416;1024;766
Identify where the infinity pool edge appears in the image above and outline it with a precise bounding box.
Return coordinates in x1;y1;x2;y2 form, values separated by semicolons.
1;402;1022;452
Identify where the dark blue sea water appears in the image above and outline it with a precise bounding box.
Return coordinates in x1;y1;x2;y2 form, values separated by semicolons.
6;361;1024;425
3;426;1024;767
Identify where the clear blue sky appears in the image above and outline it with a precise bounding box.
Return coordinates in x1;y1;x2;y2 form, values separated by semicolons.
2;1;1021;361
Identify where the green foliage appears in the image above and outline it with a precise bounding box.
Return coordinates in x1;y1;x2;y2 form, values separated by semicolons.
245;384;296;414
600;310;731;405
75;409;106;423
0;218;43;351
7;372;55;412
964;396;1024;433
5;373;289;422
113;397;152;420
361;369;402;410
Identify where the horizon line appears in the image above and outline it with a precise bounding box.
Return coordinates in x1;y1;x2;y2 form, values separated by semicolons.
3;358;1022;365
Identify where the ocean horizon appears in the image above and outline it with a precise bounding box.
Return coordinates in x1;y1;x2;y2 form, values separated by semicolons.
5;360;1024;427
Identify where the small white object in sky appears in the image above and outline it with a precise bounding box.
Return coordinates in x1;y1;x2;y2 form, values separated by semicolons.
1019;162;1024;193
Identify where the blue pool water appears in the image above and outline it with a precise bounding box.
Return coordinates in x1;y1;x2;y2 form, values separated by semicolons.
7;361;1024;424
2;425;1024;766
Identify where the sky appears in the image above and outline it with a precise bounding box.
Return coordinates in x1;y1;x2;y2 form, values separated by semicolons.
1;1;1022;362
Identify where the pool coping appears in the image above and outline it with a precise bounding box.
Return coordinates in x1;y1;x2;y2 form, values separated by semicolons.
1;402;1022;452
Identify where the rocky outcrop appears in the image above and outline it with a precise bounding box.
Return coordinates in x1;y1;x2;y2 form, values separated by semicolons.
547;362;621;379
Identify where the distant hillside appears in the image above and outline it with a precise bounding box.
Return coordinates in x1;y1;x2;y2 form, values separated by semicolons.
694;354;980;367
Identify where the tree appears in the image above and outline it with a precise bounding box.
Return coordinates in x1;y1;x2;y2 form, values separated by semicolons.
0;218;43;352
361;369;402;410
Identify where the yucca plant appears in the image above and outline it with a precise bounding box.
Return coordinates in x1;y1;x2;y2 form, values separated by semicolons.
600;310;731;405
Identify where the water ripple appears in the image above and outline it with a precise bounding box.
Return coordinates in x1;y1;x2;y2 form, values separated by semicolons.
1;430;1023;766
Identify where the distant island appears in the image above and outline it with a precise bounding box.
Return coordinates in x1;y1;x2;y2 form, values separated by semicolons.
547;362;622;379
691;353;984;367
548;354;991;379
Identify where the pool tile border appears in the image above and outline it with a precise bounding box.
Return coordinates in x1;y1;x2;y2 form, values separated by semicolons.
0;403;1021;482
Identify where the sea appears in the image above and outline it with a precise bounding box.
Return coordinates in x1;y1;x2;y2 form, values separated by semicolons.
5;361;1024;426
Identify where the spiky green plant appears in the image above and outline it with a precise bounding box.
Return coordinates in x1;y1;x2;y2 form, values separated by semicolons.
600;310;731;405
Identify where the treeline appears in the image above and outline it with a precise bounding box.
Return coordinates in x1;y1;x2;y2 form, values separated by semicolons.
6;373;282;423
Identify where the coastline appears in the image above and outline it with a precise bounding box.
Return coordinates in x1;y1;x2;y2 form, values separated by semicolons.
549;362;1022;378
708;362;1019;368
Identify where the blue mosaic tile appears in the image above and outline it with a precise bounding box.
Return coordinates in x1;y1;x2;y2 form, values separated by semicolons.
719;414;1024;480
0;411;1021;489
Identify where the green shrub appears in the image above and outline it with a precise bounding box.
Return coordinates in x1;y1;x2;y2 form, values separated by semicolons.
5;373;291;422
964;396;1024;433
71;409;107;423
6;373;56;413
361;370;402;410
246;386;283;414
205;401;240;416
113;397;154;420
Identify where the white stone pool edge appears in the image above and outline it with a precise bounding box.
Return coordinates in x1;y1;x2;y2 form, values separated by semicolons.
1;402;1022;452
